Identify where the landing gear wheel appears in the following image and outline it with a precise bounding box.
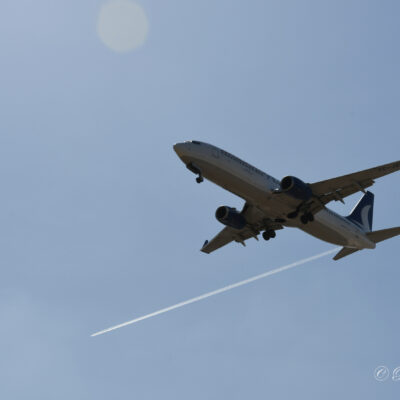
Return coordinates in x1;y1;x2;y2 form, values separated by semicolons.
300;214;309;224
269;230;276;238
262;231;270;241
300;212;314;224
262;230;276;240
186;163;204;184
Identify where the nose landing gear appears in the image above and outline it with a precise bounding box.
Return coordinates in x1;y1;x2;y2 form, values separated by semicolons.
186;162;204;184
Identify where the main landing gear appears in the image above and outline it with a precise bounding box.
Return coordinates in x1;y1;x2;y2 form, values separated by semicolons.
287;211;298;219
262;230;276;241
300;212;314;224
287;210;314;224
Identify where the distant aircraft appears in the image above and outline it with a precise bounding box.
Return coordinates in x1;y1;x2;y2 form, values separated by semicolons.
173;141;400;260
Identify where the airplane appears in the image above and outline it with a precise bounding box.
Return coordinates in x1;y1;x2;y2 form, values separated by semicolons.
173;140;400;260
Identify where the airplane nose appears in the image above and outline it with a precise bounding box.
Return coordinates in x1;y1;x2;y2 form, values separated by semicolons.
173;142;186;157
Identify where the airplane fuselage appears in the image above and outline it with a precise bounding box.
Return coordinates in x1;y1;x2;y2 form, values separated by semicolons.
174;141;376;250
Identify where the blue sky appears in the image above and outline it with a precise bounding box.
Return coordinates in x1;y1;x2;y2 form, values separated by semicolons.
0;0;399;398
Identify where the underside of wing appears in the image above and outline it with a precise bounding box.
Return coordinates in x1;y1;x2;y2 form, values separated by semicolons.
201;203;283;254
200;226;251;254
310;160;400;207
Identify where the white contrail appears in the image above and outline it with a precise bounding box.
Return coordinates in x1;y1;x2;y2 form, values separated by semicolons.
91;248;339;337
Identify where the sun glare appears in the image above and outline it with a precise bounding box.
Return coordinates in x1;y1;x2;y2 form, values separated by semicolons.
97;0;149;53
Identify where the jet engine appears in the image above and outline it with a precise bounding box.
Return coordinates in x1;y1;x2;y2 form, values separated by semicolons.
215;206;246;230
280;176;312;201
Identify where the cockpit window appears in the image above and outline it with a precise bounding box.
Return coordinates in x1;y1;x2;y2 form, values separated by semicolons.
191;141;201;145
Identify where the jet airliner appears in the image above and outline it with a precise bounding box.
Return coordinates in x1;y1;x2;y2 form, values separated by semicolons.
173;141;400;260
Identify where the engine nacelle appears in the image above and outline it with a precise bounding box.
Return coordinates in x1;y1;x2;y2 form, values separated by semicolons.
280;176;312;201
215;206;246;230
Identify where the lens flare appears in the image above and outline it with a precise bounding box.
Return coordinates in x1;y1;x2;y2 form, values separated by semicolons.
97;0;149;53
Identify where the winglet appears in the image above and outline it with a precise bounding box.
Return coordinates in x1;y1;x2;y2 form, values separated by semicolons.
201;240;210;254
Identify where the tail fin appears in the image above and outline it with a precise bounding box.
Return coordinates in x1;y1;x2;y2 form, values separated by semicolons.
346;191;374;232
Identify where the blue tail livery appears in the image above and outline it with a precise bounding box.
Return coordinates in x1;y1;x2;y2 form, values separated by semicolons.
346;191;374;232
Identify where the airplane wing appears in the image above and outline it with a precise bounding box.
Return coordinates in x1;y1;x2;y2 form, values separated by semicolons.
201;226;253;254
309;160;400;206
201;203;283;254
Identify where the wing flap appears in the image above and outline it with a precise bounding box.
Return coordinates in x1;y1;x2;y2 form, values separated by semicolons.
200;226;260;254
310;160;400;200
201;227;241;254
311;178;374;206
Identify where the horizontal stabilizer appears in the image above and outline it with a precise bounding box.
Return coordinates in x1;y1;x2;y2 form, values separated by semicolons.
333;247;360;261
366;227;400;243
334;227;400;260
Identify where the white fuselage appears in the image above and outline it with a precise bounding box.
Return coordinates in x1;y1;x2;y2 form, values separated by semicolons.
174;141;376;250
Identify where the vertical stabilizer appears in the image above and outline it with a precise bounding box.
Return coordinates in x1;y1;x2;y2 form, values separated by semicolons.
346;191;374;232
